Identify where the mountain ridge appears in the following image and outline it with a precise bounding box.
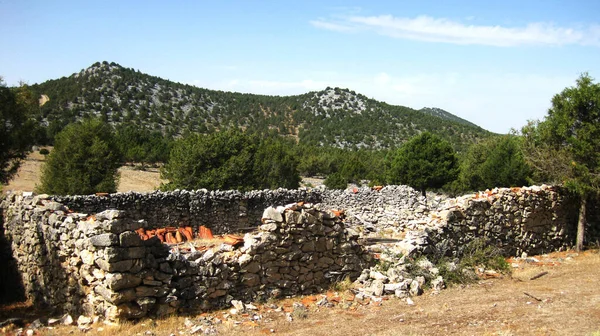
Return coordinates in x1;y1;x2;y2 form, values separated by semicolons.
28;61;493;150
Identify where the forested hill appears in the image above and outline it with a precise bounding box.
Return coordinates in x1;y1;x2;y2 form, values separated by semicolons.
419;107;480;128
29;61;492;150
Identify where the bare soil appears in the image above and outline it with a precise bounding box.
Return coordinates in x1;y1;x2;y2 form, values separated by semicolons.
1;250;599;335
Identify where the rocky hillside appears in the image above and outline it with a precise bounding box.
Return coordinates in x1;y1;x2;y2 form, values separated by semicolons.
419;107;479;128
30;61;492;150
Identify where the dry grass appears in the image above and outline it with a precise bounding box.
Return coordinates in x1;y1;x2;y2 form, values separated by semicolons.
116;166;165;193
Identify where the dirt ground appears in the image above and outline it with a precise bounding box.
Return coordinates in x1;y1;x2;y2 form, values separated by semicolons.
1;150;164;194
2;250;599;336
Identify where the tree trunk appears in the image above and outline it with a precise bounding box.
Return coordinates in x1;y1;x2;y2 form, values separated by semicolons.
576;196;587;252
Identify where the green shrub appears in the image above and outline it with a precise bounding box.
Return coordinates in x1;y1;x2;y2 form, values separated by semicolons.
161;130;300;191
324;172;347;189
38;119;122;195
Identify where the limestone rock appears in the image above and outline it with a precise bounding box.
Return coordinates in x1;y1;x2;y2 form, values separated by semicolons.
89;233;118;247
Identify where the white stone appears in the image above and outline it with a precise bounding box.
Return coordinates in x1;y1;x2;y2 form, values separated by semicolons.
231;300;245;312
262;207;283;222
369;271;388;281
77;315;92;326
62;314;74;325
383;283;405;293
80;250;95;265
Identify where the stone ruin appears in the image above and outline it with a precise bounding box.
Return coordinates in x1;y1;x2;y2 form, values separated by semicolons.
0;184;593;323
0;194;370;321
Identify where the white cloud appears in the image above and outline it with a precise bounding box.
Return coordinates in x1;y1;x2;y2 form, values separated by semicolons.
311;14;600;47
309;20;355;33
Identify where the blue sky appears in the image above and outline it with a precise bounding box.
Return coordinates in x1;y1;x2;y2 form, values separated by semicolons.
1;0;599;133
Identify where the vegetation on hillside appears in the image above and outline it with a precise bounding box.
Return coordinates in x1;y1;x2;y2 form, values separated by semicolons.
27;61;492;151
447;135;532;195
387;132;459;196
4;64;599;229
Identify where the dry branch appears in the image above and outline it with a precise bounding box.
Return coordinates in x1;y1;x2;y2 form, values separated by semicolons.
523;292;542;302
530;271;549;280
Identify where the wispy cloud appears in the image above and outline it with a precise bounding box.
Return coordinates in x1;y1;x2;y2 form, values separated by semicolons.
309;20;355;33
311;14;600;47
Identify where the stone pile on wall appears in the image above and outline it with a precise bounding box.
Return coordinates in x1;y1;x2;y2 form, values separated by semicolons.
319;185;446;235
50;188;321;235
0;193;371;321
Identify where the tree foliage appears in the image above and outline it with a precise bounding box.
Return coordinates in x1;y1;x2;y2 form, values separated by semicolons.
0;79;37;184
161;130;300;191
521;73;600;250
39;119;122;195
453;135;531;193
387;132;459;196
114;123;171;164
324;172;348;190
253;138;301;189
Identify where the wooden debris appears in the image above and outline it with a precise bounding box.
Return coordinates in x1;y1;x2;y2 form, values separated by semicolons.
523;292;542;302
530;271;549;280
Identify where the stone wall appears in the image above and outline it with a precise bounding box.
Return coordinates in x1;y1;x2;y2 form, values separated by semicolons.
51;189;322;235
1;184;596;319
425;186;579;258
0;193;371;320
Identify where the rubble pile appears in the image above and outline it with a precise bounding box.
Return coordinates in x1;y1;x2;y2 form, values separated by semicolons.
319;185;446;236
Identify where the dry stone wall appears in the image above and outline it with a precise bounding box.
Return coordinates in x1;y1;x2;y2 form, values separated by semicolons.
425;186;579;258
0;193;371;321
1;184;595;321
51;189;321;235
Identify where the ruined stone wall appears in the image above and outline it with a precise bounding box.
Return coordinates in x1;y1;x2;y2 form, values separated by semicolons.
50;189;322;235
1;184;596;319
0;193;371;320
425;186;579;258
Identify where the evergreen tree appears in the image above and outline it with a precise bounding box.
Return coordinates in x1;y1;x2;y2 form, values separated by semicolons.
161;130;257;191
388;132;459;196
455;135;531;193
324;172;348;190
253;138;301;189
521;74;600;251
39;119;122;195
0;79;37;184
